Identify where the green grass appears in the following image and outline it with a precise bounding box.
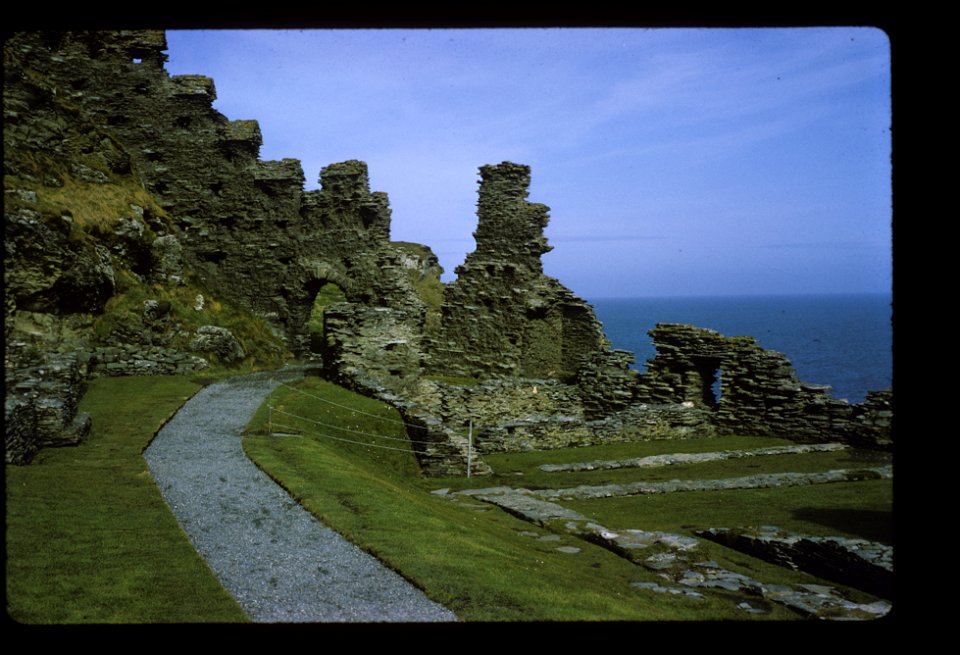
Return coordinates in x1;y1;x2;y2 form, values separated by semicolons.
477;447;885;491
5;376;247;624
244;377;891;621
564;481;893;544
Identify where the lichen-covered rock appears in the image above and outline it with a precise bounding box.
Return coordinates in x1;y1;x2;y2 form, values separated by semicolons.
190;325;245;363
142;299;172;321
151;235;184;285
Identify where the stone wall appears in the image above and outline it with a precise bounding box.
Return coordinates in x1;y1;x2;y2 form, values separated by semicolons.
636;324;892;449
87;345;209;377
6;31;428;355
322;303;424;391
5;30;438;463
5;343;91;464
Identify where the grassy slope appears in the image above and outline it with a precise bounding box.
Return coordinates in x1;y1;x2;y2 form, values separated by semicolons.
245;378;891;621
5;376;247;624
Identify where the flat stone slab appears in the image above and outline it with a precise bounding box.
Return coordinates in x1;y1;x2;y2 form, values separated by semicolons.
448;481;890;620
145;368;456;623
532;466;893;500
474;491;588;525
539;442;850;472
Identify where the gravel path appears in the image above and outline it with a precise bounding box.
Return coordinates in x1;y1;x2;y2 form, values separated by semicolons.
144;367;457;623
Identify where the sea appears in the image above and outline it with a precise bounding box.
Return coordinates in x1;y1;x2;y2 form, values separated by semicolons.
589;293;893;404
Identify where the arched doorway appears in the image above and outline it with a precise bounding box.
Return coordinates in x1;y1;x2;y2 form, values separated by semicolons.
308;281;347;354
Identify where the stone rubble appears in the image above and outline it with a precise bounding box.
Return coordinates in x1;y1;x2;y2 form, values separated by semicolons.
446;483;891;620
697;526;893;599
538;442;850;472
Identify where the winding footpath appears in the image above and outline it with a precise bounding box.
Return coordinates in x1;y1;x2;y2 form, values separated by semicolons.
144;367;456;623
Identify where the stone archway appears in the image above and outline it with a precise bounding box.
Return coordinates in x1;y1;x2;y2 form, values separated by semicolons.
284;262;355;357
307;281;347;355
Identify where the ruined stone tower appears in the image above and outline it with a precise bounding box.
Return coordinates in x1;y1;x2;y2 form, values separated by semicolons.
427;162;611;381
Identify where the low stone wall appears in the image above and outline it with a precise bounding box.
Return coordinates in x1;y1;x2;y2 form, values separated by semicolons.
87;345;209;377
407;378;584;427
475;404;716;453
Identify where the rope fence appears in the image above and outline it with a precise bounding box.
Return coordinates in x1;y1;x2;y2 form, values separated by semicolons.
271;406;443;446
264;377;476;470
268;419;421;454
276;380;428;430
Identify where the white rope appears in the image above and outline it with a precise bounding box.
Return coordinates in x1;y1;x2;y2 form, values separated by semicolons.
265;420;420;454
276;380;429;430
271;407;447;446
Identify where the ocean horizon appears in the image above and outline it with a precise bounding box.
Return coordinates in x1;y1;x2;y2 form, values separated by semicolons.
588;292;892;405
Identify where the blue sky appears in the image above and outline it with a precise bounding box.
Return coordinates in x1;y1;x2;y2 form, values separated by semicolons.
164;28;891;298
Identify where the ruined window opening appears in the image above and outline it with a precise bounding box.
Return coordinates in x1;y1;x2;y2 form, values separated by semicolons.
174;116;192;129
693;357;722;409
132;58;142;64
308;281;347;354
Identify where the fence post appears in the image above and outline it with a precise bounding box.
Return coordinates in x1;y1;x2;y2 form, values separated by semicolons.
467;420;473;478
268;404;273;436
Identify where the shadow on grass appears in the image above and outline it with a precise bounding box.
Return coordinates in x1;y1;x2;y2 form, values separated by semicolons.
791;508;892;544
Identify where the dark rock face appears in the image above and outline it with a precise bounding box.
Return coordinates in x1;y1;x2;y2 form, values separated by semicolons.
5;32;424;356
4;206;114;316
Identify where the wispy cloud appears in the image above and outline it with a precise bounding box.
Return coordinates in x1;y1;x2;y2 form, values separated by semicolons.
165;27;891;297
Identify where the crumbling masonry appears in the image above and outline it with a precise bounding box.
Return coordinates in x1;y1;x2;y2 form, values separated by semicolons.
4;30;892;468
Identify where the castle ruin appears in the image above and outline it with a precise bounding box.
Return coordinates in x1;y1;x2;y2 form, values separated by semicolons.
4;30;892;469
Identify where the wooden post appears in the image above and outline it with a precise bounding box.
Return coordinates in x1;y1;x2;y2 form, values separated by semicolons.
467;420;473;478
